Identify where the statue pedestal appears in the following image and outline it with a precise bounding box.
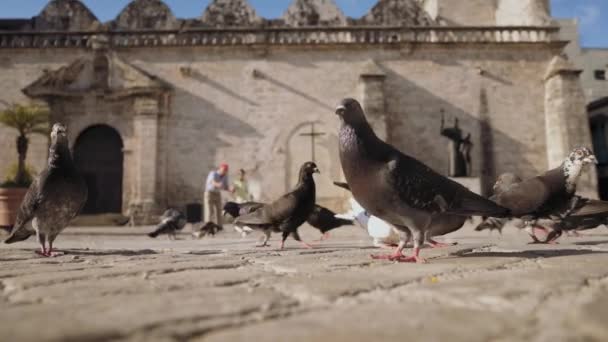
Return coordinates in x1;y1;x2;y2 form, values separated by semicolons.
449;177;482;195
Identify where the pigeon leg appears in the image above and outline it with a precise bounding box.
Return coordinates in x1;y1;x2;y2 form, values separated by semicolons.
399;229;427;263
35;232;48;257
256;231;272;248
292;231;313;249
279;231;290;250
371;228;423;262
46;239;64;257
544;230;562;244
314;232;331;242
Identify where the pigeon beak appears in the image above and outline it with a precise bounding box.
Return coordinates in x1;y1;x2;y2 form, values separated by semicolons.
335;105;346;116
222;210;228;217
584;155;598;164
314;167;320;174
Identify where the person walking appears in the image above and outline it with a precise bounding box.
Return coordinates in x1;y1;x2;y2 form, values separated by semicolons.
203;163;233;228
233;169;253;203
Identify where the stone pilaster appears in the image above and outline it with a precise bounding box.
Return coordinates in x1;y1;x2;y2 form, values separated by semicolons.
130;97;164;224
544;55;598;197
358;60;387;140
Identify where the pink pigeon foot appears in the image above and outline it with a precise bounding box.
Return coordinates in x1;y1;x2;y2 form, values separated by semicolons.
371;248;426;263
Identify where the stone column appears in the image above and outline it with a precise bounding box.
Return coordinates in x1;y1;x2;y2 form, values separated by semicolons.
130;97;162;224
544;55;598;198
358;60;387;140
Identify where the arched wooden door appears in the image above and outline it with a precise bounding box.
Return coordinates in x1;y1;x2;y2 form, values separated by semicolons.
73;125;124;214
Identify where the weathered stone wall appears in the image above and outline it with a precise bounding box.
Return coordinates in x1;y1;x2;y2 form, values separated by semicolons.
0;42;567;209
496;0;551;26
423;0;497;26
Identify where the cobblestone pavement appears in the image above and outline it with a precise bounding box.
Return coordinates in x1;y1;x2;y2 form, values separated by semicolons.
1;223;608;342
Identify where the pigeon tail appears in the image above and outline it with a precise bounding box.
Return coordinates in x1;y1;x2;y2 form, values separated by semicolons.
447;194;511;218
567;199;608;217
4;228;34;244
475;217;507;232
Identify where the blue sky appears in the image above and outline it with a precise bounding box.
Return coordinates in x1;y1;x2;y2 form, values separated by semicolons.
1;0;606;47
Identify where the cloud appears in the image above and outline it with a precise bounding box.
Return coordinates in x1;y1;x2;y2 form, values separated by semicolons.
577;4;600;27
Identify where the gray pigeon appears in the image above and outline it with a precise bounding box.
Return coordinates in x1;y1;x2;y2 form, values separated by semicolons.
335;98;510;263
475;173;547;242
148;209;187;240
234;161;319;249
492;147;596;221
4;123;87;257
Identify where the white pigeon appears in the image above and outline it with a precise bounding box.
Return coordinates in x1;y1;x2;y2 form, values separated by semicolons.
336;197;400;248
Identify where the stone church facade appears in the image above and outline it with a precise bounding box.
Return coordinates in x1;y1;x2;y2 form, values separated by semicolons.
0;0;596;223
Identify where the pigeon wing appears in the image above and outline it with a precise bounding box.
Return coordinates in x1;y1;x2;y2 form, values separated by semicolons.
495;178;551;216
386;152;509;217
235;193;299;225
5;176;43;243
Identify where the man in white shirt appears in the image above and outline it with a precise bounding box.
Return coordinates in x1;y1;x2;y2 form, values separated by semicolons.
203;163;233;228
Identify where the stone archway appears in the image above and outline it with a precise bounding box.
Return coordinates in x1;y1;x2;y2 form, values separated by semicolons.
73;125;124;214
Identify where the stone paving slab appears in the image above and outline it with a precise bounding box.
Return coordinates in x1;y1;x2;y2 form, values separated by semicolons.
1;224;607;341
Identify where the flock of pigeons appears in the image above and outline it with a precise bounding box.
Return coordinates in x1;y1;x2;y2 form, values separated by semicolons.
4;99;608;263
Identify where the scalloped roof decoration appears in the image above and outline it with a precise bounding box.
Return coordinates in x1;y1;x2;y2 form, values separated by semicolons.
282;0;347;27
361;0;435;26
113;0;179;30
35;0;100;31
201;0;262;27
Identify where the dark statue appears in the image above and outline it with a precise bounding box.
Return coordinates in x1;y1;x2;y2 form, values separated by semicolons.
440;112;472;177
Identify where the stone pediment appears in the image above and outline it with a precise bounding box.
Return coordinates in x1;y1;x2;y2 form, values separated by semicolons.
34;0;100;31
361;0;435;26
282;0;347;27
113;0;179;30
23;51;169;99
201;0;262;27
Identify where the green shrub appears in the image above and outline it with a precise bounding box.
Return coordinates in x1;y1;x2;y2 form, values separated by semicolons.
1;163;36;188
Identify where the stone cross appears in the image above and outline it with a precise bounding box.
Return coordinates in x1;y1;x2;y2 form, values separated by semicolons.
299;122;325;163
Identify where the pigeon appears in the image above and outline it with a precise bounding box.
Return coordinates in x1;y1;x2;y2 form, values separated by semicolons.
222;201;264;237
306;204;353;241
192;221;223;238
148;209;187;240
335;98;510;263
540;196;608;242
234;161;319;249
4;123;87;257
492;148;596;220
334;181;464;248
336;196;401;248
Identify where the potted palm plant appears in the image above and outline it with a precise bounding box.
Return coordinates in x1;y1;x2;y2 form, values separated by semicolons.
0;102;49;228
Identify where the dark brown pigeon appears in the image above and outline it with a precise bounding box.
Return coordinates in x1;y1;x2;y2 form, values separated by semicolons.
148;209;187;240
5;123;87;257
234;161;319;249
306;204;353;241
335;98;509;263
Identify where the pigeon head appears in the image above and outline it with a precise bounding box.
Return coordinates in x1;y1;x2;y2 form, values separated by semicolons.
298;161;320;182
567;147;597;165
493;173;522;193
335;98;368;127
50;123;68;144
222;202;240;218
301;161;320;175
48;123;73;167
563;147;597;192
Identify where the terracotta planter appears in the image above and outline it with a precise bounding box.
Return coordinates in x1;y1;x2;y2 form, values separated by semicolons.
0;187;28;228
